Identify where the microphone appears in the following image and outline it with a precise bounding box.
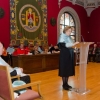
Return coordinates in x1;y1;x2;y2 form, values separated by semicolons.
81;35;85;42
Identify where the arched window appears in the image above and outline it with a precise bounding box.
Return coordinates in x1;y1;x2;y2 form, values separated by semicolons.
60;12;76;42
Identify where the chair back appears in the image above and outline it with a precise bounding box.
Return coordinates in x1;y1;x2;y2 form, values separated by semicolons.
0;65;14;100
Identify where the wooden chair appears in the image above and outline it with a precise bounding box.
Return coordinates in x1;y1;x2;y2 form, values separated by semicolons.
0;65;43;100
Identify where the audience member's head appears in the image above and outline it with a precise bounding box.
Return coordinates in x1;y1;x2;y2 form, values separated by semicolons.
43;47;49;54
20;43;24;49
9;42;13;47
94;44;97;48
27;43;31;47
49;44;53;47
35;42;39;47
33;46;38;51
54;45;59;49
33;46;40;54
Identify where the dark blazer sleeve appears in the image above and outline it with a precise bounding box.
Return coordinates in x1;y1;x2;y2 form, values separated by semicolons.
10;70;17;76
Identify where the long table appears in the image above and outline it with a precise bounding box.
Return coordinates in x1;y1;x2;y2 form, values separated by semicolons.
12;54;60;74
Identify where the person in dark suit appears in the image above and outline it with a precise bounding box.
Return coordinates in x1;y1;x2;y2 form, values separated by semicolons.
30;46;40;55
88;44;98;62
49;45;60;53
58;26;79;90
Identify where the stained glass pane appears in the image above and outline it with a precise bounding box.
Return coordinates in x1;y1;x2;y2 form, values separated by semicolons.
60;25;63;34
70;32;75;35
65;13;69;25
70;16;74;26
60;25;64;34
60;12;76;41
72;26;75;32
60;14;64;24
71;36;75;40
71;36;75;42
62;25;64;31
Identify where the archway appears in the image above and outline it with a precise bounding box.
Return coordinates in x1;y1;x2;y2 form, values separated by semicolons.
57;6;81;42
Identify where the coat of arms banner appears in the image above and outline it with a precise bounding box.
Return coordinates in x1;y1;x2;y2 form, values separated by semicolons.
10;0;47;45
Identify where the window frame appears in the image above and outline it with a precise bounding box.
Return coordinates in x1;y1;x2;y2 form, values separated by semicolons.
60;12;76;42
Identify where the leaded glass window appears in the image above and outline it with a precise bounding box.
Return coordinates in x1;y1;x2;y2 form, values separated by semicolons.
60;12;76;42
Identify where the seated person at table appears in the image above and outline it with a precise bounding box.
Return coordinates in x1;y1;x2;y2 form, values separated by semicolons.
49;45;60;53
1;43;9;63
35;42;42;53
88;43;98;62
7;42;15;55
42;47;51;54
30;46;40;55
16;43;27;55
49;44;53;49
25;43;33;54
6;42;15;66
0;42;31;86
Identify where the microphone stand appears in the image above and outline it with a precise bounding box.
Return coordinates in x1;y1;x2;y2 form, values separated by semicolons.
81;35;85;42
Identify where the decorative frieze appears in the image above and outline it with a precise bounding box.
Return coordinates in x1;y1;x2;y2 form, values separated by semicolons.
60;0;100;8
